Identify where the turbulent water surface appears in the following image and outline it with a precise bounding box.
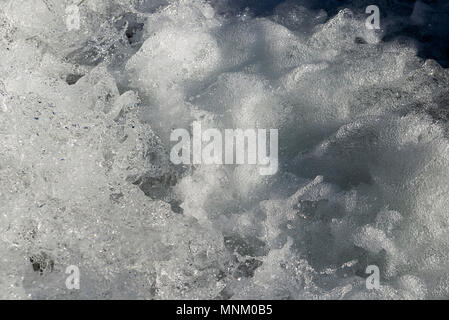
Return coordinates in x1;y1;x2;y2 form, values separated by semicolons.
1;0;449;299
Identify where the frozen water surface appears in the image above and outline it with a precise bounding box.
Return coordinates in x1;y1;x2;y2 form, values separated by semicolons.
0;0;449;299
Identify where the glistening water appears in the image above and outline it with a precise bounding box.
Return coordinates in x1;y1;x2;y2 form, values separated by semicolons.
0;0;449;299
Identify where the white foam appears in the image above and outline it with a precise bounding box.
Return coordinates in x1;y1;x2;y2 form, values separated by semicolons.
1;0;449;299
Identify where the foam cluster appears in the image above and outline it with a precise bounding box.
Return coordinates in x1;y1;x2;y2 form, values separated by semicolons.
1;0;449;299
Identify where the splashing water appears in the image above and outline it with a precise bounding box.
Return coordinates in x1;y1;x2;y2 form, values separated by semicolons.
0;0;449;299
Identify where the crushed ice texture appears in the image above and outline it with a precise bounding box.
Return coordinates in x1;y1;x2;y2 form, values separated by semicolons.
1;0;449;299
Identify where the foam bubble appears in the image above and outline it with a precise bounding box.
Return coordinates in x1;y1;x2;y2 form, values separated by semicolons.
2;0;449;299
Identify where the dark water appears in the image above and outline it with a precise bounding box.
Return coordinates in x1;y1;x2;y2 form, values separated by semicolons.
211;0;449;67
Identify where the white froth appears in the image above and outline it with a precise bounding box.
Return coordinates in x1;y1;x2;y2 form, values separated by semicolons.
0;0;449;299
